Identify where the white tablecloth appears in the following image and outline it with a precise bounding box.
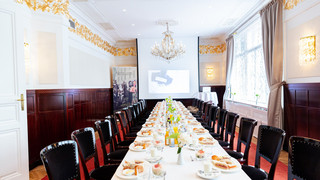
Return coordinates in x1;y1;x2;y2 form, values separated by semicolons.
195;92;219;106
111;136;250;180
111;102;250;180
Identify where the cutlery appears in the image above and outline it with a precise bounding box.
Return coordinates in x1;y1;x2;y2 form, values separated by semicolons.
190;155;194;161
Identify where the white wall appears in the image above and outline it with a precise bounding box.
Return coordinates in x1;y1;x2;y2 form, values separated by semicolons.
284;0;320;83
24;8;115;89
69;46;113;88
199;37;226;86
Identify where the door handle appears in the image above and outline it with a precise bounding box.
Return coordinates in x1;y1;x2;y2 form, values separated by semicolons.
17;94;25;111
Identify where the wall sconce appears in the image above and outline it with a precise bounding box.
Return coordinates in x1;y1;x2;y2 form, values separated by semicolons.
206;67;214;78
299;36;316;65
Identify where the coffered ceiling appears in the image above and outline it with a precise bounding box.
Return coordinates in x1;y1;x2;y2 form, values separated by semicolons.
71;0;270;42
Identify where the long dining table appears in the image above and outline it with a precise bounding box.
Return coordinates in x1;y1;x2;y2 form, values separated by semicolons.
111;101;250;180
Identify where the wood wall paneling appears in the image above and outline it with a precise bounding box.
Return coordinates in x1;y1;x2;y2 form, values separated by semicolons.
284;83;320;150
26;88;113;167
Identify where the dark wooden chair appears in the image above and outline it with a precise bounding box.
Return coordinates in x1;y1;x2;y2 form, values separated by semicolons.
217;112;239;150
124;107;141;132
204;105;219;131
133;103;145;123
108;115;134;150
95;119;128;165
242;125;285;180
128;105;143;126
115;111;137;139
197;102;212;124
288;136;320;180
140;99;151;117
40;140;81;180
226;117;257;165
210;108;227;139
71;127;119;180
192;100;204;117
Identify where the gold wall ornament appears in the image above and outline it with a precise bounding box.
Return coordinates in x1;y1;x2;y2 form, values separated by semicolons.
284;0;304;10
17;0;136;57
199;43;226;55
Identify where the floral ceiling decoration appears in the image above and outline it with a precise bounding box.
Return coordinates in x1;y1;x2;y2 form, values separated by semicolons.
199;43;226;55
17;0;136;56
284;0;304;10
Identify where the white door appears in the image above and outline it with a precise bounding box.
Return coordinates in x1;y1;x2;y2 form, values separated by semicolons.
0;2;29;180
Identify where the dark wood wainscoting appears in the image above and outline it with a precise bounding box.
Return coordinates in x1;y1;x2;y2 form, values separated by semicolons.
284;83;320;150
200;85;226;107
27;88;113;168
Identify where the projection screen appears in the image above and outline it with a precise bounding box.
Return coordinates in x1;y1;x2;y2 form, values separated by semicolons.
137;37;199;99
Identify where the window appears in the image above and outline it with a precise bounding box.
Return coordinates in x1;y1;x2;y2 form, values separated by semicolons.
229;18;269;107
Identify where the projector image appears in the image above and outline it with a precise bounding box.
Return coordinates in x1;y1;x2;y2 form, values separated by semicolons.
150;71;173;86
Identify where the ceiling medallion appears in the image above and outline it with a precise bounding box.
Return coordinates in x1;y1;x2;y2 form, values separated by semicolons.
151;20;185;62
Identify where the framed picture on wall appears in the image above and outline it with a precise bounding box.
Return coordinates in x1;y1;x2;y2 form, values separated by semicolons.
112;66;138;112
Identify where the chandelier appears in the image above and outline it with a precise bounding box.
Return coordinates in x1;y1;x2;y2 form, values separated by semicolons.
151;22;185;62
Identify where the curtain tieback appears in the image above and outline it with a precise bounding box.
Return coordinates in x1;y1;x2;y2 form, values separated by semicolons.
270;81;286;91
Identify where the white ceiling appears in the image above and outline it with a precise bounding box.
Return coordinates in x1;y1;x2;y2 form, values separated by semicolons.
71;0;269;42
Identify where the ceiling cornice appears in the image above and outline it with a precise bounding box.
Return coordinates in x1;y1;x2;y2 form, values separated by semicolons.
224;0;271;40
68;3;116;45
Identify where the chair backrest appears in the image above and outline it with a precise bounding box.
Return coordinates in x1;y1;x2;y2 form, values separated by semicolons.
255;125;285;180
95;119;114;165
288;136;320;180
138;101;143;113
124;108;133;127
133;103;140;117
203;102;212;120
198;100;204;111
223;112;239;149
71;127;99;180
192;98;197;106
236;117;257;164
216;109;228;139
140;100;145;112
108;115;122;143
208;105;219;130
115;110;130;135
128;105;136;121
40;140;80;180
201;102;208;115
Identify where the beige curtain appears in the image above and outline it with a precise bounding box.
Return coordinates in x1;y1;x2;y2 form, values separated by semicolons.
223;36;234;109
260;0;283;128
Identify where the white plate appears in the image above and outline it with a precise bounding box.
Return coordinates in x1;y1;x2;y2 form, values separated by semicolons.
116;165;147;179
212;158;241;173
188;122;201;126
196;169;221;179
129;143;147;152
142;124;155;128
187;144;202;151
194;129;209;135
137;131;152;137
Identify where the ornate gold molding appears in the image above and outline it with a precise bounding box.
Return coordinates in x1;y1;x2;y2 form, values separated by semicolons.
284;0;304;10
17;0;136;56
199;43;226;55
17;0;69;15
114;47;137;56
